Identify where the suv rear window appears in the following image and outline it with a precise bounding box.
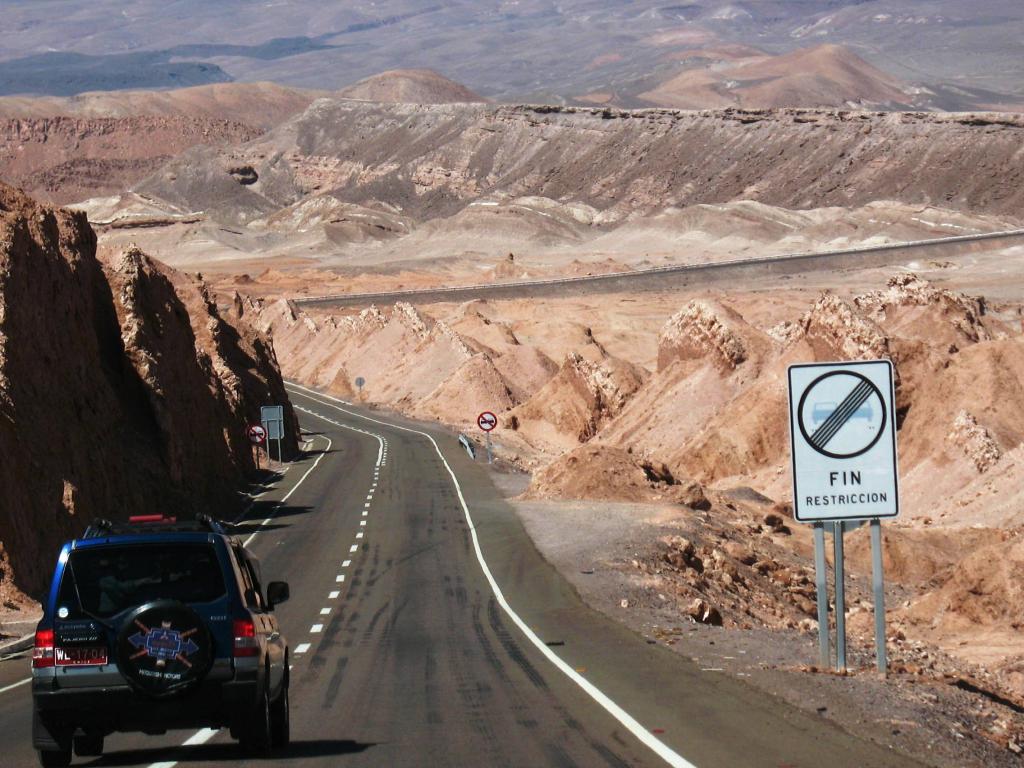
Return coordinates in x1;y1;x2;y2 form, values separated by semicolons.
58;544;227;618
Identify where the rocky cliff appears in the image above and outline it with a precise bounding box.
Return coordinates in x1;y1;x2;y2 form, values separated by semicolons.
0;183;296;599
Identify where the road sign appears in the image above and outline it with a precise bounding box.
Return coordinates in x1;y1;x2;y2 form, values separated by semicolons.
247;424;267;445
788;360;899;523
477;411;497;432
261;405;284;426
789;359;898;676
261;405;285;462
355;376;365;389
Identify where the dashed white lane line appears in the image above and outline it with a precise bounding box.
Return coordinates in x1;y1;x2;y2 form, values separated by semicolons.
361;511;368;517
144;423;348;766
364;502;371;508
329;591;340;599
310;624;323;634
356;532;364;539
287;383;697;768
350;544;359;553
0;677;30;695
149;728;218;768
320;608;331;616
342;560;351;568
335;575;345;583
360;520;367;526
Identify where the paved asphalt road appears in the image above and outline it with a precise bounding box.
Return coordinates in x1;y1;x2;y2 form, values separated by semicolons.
0;385;928;768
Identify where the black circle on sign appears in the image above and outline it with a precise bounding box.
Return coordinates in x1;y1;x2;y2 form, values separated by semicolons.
796;370;887;460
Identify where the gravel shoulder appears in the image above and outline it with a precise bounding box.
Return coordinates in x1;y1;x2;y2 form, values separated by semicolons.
499;477;1024;768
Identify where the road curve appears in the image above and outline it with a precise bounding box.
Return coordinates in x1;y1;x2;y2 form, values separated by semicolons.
295;228;1024;309
0;387;929;767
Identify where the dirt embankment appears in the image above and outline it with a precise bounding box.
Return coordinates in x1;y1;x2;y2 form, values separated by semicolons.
0;183;297;601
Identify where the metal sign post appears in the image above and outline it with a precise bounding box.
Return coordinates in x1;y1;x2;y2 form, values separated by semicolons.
787;360;899;674
477;411;497;464
355;376;365;400
812;522;830;668
870;518;887;674
833;521;848;672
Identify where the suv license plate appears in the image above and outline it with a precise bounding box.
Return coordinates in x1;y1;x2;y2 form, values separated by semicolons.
55;646;108;666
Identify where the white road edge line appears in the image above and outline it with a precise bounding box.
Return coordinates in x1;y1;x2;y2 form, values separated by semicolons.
242;433;333;548
286;382;697;768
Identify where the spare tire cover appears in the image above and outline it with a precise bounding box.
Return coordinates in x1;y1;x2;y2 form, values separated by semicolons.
116;600;213;698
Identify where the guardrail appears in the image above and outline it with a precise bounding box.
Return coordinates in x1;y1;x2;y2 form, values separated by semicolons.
295;228;1024;308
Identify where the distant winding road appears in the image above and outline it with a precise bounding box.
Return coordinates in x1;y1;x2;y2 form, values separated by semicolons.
296;229;1024;308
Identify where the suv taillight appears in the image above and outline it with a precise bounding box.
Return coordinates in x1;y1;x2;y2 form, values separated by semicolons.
233;619;258;658
33;629;55;668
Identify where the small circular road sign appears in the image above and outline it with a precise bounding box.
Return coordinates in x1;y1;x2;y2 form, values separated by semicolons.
247;424;267;445
477;411;498;432
796;370;886;460
355;376;365;389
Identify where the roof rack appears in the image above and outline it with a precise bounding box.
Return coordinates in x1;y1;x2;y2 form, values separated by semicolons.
82;514;229;539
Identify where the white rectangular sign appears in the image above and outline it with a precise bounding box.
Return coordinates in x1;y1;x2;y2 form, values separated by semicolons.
788;360;899;523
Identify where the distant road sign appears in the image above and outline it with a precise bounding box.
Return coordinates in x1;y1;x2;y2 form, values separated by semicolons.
247;424;267;445
788;360;899;523
355;376;365;389
477;411;497;432
261;405;284;424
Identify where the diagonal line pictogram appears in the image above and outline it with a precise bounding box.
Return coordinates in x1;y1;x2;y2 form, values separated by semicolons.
810;380;873;450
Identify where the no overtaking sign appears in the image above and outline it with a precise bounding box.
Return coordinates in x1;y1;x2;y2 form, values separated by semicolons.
788;360;899;523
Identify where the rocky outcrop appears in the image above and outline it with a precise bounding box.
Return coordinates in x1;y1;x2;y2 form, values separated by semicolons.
509;352;646;447
795;293;891;361
658;300;750;372
0;184;295;596
946;410;1002;473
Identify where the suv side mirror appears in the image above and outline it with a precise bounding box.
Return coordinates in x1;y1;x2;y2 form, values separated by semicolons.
266;581;290;609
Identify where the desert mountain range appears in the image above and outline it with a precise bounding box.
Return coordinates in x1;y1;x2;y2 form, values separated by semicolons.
2;1;1023;110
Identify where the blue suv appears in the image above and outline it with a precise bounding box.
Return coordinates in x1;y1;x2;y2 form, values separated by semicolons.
31;515;291;767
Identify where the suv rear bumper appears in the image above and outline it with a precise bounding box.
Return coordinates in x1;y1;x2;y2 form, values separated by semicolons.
33;673;259;748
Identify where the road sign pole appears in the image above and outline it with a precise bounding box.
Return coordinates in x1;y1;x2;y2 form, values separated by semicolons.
833;521;847;672
871;518;887;675
486;433;493;464
255;444;261;472
812;522;830;668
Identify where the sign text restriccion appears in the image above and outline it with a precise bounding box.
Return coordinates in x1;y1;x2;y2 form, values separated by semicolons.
788;360;899;523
